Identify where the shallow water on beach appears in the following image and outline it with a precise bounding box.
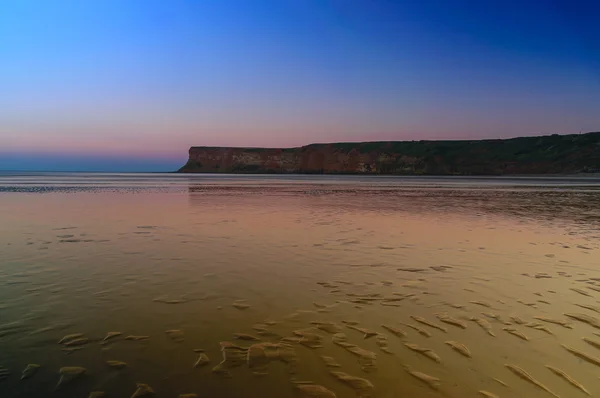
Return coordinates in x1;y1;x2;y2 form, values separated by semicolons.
1;173;600;398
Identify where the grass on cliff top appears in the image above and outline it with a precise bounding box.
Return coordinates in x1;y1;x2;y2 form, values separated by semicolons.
322;132;600;158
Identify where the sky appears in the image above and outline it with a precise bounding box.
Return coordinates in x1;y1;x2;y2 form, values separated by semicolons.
1;0;599;171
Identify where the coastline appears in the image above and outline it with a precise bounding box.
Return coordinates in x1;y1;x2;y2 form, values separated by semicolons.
179;132;600;175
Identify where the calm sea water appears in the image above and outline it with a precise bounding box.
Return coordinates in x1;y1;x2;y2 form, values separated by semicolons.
1;173;599;398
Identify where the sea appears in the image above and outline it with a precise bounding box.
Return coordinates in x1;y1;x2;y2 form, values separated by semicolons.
1;172;599;398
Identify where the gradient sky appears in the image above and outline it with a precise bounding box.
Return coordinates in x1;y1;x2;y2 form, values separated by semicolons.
1;0;599;171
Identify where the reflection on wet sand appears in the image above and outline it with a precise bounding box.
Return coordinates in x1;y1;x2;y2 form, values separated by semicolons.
0;175;599;397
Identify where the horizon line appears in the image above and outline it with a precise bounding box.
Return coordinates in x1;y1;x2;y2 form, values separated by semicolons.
190;130;600;149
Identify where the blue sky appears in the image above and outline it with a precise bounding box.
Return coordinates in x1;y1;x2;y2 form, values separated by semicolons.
1;0;599;171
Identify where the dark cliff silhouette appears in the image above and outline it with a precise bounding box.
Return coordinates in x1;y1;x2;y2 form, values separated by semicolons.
179;132;600;175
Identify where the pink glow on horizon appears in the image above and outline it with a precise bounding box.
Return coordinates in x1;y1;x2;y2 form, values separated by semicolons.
3;128;579;160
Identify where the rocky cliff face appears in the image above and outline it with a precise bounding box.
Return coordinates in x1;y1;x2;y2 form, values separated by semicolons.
178;132;600;175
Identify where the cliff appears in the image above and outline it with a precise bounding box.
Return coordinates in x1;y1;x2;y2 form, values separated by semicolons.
178;132;600;175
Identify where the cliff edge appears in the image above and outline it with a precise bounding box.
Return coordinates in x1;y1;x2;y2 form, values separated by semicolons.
178;132;600;175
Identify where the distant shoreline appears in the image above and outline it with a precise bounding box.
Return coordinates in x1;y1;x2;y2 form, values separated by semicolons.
180;132;600;175
1;171;599;178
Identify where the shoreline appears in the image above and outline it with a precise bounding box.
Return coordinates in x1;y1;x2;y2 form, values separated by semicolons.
1;170;600;178
181;132;600;175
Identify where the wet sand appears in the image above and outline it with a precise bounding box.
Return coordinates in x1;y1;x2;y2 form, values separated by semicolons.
0;173;599;397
